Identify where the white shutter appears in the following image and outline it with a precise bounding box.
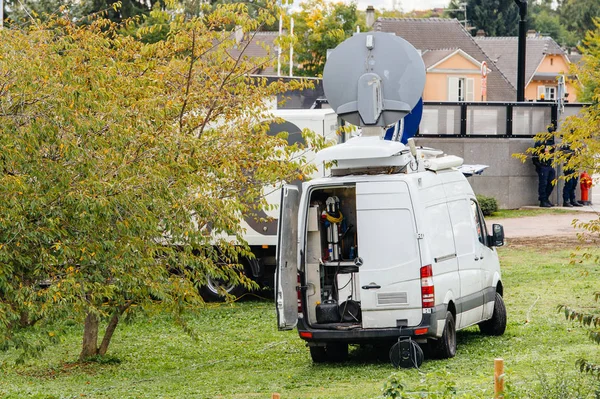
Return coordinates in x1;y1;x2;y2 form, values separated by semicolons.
466;78;474;101
448;77;459;101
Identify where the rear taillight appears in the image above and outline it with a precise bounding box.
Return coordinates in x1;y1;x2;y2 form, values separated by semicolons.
420;265;434;308
297;274;303;314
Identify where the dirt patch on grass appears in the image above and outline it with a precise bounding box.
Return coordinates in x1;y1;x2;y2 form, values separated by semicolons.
505;235;598;249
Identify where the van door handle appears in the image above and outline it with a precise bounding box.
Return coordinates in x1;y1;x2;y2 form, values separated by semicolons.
362;283;381;290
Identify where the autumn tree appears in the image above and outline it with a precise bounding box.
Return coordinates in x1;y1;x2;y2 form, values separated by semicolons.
0;2;319;362
289;0;365;77
519;18;600;377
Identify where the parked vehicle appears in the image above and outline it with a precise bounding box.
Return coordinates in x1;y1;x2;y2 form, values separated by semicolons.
201;108;340;301
275;32;506;367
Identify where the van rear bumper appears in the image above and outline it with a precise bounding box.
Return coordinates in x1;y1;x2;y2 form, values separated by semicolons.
297;307;445;344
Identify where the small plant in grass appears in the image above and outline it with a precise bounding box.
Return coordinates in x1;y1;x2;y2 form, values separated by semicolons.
382;371;473;398
558;293;600;378
476;195;498;216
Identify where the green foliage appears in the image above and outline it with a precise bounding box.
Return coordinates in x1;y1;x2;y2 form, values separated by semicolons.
289;0;365;77
573;19;600;103
530;6;579;48
0;3;322;362
447;0;519;36
382;371;461;399
559;0;600;46
476;195;498;216
4;0;156;26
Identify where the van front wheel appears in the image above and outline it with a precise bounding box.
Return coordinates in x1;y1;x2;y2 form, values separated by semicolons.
431;311;456;359
479;292;507;336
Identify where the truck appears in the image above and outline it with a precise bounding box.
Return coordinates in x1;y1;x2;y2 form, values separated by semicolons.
275;32;506;367
200;108;341;301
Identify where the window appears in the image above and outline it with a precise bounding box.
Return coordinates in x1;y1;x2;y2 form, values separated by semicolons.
448;77;474;101
470;199;488;245
537;85;556;101
545;86;556;100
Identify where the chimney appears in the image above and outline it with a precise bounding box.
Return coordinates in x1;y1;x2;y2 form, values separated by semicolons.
476;29;486;37
527;29;537;38
366;5;375;28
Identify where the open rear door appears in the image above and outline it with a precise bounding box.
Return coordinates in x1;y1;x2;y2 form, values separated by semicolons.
275;185;300;330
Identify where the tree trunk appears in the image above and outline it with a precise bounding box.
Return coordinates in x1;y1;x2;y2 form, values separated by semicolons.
98;312;120;356
80;312;99;361
97;301;132;356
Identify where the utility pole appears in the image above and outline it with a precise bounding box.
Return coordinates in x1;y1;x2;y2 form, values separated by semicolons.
515;0;527;102
458;2;468;30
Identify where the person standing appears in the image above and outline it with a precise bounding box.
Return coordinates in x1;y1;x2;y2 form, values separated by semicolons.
532;128;556;207
561;142;583;207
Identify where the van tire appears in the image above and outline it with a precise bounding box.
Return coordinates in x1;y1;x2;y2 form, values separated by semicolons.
309;346;328;363
200;276;247;302
326;343;349;362
479;292;507;336
431;311;456;359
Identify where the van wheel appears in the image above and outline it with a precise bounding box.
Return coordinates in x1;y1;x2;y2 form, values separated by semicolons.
200;276;247;302
326;343;349;362
479;292;507;336
309;346;327;363
431;311;456;359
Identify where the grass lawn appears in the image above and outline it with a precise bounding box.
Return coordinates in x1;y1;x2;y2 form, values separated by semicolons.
488;208;584;219
2;244;600;398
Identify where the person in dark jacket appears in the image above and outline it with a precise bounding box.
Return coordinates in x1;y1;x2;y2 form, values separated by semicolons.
561;142;583;207
532;127;556;207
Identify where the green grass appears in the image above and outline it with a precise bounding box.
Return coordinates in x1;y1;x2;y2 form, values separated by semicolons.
488;208;581;219
2;246;600;398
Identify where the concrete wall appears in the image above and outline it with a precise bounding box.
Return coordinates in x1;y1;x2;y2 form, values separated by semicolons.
415;137;593;209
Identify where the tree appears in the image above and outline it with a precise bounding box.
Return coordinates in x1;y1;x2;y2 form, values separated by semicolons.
4;0;156;25
558;0;600;47
0;2;319;362
518;18;600;377
529;1;578;48
289;0;365;77
448;0;520;36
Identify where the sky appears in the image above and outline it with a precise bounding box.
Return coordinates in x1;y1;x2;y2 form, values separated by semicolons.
290;0;452;12
350;0;451;11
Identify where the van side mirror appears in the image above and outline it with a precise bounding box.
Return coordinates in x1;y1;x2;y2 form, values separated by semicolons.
489;224;504;247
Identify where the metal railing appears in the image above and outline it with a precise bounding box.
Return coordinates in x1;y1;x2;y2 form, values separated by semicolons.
418;101;587;138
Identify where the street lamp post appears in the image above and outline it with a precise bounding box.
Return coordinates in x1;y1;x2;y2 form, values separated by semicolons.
515;0;527;102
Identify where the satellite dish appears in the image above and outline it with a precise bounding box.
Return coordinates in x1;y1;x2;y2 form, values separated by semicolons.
323;32;425;127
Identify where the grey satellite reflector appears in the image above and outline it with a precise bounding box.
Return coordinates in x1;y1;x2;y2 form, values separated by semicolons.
323;32;426;127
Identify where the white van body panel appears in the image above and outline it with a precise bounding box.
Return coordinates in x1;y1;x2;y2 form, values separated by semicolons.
356;180;422;328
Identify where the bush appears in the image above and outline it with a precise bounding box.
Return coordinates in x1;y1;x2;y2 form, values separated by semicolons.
477;195;498;216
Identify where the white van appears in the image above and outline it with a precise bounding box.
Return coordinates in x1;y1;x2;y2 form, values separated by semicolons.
275;138;506;367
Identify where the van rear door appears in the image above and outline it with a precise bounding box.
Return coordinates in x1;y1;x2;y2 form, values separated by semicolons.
357;181;422;329
275;185;300;330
